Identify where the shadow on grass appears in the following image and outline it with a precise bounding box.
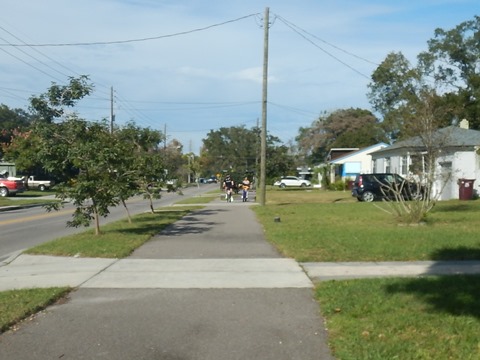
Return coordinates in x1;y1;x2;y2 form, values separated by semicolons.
433;202;480;213
430;246;480;260
384;275;480;318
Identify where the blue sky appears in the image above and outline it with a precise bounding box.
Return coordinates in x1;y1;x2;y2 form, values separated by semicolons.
0;0;477;153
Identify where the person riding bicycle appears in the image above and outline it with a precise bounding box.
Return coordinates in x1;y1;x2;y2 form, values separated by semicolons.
241;177;250;202
223;174;235;202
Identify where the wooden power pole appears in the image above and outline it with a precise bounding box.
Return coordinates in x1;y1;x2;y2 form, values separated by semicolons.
259;7;269;206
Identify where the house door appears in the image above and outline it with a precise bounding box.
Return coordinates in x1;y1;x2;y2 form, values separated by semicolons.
439;161;453;200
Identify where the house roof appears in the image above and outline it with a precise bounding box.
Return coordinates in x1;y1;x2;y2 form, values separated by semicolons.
327;148;359;161
372;126;480;156
329;143;388;164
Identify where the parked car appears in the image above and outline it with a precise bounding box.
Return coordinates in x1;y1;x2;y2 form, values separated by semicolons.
0;174;26;197
25;175;54;191
352;173;424;202
274;176;312;188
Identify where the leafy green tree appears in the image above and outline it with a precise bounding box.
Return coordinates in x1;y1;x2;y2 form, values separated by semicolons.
135;152;166;213
0;105;34;157
201;126;259;177
39;117;123;235
161;138;184;183
367;52;422;140
29;75;93;123
115;122;165;216
1;129;38;169
369;16;480;136
201;125;291;184
117;122;169;214
296;108;387;164
265;144;294;184
418;15;480;129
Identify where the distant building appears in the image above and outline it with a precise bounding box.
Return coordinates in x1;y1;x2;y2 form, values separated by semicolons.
328;143;389;183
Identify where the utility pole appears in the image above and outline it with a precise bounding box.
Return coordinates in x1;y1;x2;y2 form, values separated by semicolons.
259;7;269;206
110;86;115;134
164;123;167;151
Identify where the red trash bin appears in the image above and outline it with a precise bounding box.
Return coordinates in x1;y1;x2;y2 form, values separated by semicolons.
458;179;475;200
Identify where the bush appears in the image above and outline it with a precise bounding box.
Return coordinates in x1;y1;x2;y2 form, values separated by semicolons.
327;180;348;191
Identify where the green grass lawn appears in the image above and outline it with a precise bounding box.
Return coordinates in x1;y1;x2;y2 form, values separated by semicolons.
316;276;480;360
253;190;480;262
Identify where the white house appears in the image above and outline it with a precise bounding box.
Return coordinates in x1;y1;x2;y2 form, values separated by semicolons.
370;121;480;200
328;143;388;183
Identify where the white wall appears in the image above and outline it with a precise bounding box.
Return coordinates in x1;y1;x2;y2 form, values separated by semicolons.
373;151;480;200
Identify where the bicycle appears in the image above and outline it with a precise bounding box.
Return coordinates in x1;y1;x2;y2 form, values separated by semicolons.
225;187;233;202
241;178;251;202
241;185;249;202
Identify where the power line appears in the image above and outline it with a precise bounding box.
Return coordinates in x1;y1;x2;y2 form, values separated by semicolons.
274;14;373;80
268;101;319;117
0;14;260;47
0;47;64;82
275;15;379;66
0;25;81;78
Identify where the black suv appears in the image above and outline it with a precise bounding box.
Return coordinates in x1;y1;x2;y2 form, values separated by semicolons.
352;173;424;202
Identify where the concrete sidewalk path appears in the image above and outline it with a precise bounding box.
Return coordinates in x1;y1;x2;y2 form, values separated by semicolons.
0;255;312;291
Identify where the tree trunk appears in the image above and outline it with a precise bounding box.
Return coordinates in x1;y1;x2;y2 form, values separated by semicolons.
122;199;132;224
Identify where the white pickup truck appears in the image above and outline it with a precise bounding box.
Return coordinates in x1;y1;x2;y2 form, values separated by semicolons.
26;176;54;191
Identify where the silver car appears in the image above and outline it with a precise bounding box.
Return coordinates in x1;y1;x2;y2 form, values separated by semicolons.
274;176;312;188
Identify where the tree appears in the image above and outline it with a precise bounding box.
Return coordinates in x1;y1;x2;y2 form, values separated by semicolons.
201;126;259;177
201;125;291;184
134;151;167;214
0;105;33;153
29;75;93;123
296;108;387;164
161;139;184;183
115;122;165;216
38;118;124;235
369;17;480;136
418;15;480;129
265;144;294;184
367;52;423;140
374;90;451;224
367;17;480;223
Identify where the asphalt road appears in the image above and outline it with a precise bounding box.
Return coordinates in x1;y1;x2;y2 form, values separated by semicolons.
0;183;218;262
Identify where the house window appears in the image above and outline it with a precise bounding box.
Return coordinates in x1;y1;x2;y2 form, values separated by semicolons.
410;154;424;175
400;156;408;175
385;157;391;173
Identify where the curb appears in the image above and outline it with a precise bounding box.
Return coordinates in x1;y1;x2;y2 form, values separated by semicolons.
0;250;24;267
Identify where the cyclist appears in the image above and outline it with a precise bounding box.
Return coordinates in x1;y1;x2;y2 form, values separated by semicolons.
223;174;235;202
241;177;250;202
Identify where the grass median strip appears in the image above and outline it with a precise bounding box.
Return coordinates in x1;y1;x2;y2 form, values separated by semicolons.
23;206;198;258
